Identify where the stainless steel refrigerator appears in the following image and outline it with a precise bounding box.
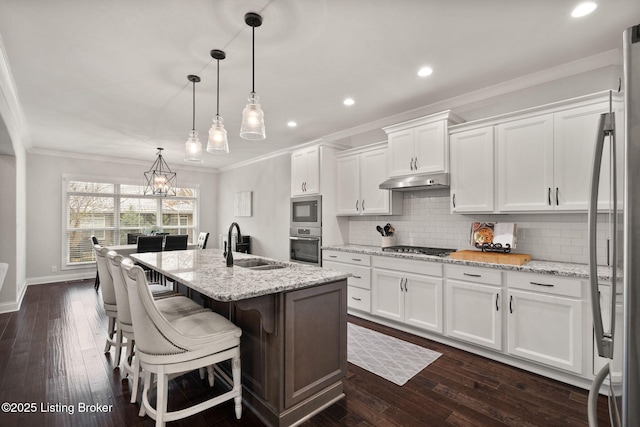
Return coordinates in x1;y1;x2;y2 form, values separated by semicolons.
588;24;640;427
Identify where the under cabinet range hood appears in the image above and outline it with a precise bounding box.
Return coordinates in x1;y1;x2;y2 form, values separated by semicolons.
379;172;449;191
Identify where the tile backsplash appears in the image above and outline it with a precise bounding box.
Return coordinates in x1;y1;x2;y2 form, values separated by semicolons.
347;188;613;265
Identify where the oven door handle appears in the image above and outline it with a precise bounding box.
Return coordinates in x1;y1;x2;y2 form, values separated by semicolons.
290;236;320;241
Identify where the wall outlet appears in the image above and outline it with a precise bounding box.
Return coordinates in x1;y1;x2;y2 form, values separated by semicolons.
51;266;57;273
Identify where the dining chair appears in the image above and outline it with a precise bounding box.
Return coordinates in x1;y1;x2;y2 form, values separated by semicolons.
94;245;122;359
106;251;210;403
92;236;100;290
121;258;242;426
164;234;188;251
196;232;209;249
136;235;164;253
127;232;144;244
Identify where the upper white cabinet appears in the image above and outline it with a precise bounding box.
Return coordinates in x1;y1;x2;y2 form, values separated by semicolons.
335;143;402;216
383;111;463;178
449;126;495;213
450;92;623;213
291;146;320;196
496;114;555;212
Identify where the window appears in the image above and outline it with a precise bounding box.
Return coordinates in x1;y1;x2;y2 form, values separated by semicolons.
63;177;198;267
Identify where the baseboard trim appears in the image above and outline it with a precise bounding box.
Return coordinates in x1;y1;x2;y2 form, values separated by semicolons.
26;272;94;286
0;279;28;314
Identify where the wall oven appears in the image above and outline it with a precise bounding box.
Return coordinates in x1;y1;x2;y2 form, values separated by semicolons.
291;195;322;228
290;227;322;266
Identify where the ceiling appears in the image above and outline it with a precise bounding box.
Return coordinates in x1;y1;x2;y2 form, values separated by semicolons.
0;0;638;170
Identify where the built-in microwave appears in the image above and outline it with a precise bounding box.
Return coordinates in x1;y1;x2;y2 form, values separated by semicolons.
290;195;322;228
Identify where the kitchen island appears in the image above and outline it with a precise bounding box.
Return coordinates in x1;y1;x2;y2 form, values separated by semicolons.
131;249;349;427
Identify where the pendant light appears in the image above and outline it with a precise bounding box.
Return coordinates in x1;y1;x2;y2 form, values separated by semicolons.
207;49;229;153
144;147;177;197
240;12;266;140
184;75;203;162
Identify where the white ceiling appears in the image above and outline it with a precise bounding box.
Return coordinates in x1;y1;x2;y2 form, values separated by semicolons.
0;0;638;170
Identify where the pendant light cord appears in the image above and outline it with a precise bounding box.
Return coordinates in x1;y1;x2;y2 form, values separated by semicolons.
191;80;196;131
251;25;255;94
216;58;220;116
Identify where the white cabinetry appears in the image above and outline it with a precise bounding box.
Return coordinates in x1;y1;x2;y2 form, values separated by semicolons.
291;146;319;196
371;256;443;333
445;265;503;351
496;97;623;212
335;143;402;215
496;114;555;212
323;251;371;313
506;272;584;374
449;126;495;213
383;111;462;178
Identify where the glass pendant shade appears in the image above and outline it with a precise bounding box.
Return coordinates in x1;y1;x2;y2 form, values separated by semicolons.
184;130;203;162
207;115;229;153
240;92;265;140
144;148;177;197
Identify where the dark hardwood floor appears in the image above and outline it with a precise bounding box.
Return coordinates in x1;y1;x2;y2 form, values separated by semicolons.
0;279;611;426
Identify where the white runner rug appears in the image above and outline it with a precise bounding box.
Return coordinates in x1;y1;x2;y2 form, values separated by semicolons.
347;323;442;386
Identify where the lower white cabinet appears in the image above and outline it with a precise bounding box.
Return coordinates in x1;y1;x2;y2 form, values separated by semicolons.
371;257;443;333
323;250;371;312
445;265;503;351
506;272;584;374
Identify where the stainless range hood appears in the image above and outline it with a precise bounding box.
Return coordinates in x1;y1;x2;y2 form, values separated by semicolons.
379;172;449;191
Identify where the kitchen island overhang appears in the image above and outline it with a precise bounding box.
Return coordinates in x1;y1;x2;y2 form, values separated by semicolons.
131;249;349;427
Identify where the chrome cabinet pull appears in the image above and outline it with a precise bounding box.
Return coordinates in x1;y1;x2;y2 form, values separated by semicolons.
555;187;559;206
529;281;554;287
464;273;481;278
328;255;337;258
399;278;403;291
509;295;513;313
352;275;362;279
356;200;359;211
414;157;418;170
352;258;362;262
362;199;365;211
496;293;500;311
351;297;362;301
452;193;456;208
548;187;552;206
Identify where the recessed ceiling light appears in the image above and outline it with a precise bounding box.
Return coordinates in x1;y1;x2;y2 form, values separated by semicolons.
571;2;597;17
418;66;433;77
343;98;355;106
287;121;297;127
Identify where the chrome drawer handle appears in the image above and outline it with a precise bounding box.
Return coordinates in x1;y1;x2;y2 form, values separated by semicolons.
328;255;337;258
351;297;362;301
352;258;362;261
530;281;554;287
464;273;481;277
352;275;362;279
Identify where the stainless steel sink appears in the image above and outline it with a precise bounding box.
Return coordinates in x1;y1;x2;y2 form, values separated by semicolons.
234;258;286;270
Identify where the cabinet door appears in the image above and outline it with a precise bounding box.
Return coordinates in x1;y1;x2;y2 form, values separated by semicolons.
404;273;443;333
553;102;617;211
304;146;320;194
507;289;583;374
359;148;391;214
497;114;554;211
371;269;404;322
291;149;307;196
388;129;414;177
414;120;446;173
450;127;495;213
445;280;502;350
336;155;360;215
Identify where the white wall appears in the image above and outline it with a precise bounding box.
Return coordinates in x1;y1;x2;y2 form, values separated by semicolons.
217;153;291;260
0;154;16;302
25;152;219;283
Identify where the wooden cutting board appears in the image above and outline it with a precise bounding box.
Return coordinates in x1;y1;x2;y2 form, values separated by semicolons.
449;250;531;265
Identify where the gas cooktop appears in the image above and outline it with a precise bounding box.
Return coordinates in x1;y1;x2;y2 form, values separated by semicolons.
382;246;456;257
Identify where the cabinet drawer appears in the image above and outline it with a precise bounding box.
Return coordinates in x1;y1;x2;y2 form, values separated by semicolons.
446;265;502;286
323;261;371;289
507;272;582;298
372;255;442;277
323;250;371;266
347;286;371;312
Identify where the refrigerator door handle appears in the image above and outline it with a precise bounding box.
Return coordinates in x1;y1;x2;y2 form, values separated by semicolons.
588;111;616;360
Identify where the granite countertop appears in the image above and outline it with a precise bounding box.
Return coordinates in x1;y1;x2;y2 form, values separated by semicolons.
322;244;619;281
130;249;350;302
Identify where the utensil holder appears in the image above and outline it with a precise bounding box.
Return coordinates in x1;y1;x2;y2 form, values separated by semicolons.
381;236;395;248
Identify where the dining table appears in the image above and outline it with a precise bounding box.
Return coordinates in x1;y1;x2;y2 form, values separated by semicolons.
104;242;197;257
129;248;349;427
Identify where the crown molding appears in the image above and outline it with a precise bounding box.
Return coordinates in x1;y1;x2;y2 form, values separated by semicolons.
0;33;31;152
